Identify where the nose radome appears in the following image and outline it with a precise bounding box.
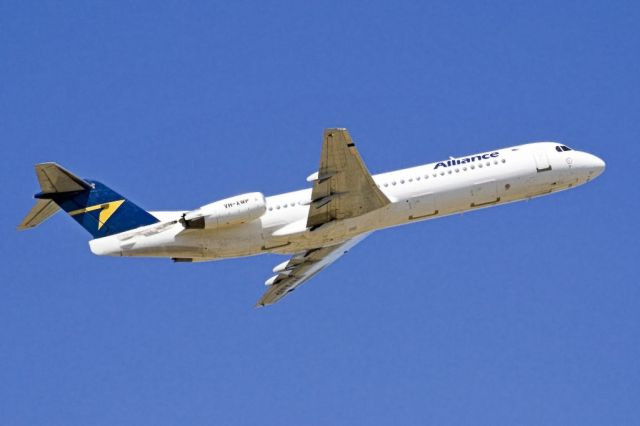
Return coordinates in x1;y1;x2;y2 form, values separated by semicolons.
585;152;605;177
594;155;605;171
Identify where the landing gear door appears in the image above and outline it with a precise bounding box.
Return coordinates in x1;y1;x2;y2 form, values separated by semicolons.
471;180;500;207
409;193;438;220
534;151;552;172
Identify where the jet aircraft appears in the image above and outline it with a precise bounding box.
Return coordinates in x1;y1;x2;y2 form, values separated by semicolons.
19;129;605;306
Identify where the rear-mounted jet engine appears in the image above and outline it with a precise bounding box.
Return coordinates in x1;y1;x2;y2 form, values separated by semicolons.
180;192;266;229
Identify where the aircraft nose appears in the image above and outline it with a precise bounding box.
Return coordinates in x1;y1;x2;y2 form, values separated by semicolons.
583;152;605;179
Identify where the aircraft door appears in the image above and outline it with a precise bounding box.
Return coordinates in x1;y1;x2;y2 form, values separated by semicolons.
534;151;552;172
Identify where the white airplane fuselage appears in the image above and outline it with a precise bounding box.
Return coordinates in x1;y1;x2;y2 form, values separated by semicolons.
89;142;605;260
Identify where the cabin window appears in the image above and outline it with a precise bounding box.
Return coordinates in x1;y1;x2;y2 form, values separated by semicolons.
501;159;506;163
416;176;421;181
400;179;405;184
455;168;460;173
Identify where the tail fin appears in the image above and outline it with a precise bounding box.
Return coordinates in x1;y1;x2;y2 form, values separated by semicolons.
18;162;159;238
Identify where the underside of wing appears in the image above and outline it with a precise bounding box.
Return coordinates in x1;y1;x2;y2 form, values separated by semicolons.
256;233;370;307
307;129;390;230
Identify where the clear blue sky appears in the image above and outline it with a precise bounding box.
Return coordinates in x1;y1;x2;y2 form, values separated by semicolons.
2;1;639;425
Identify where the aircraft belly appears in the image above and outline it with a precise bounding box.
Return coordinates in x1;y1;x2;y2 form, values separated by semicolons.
199;221;265;258
262;212;381;254
98;220;267;259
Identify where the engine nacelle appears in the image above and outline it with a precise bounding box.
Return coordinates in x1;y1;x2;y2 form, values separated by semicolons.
180;192;266;229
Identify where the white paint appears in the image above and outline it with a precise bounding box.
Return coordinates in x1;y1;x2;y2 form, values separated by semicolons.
89;142;605;262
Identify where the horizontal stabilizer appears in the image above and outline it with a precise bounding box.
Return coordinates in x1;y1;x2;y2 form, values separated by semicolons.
35;162;92;193
17;199;60;230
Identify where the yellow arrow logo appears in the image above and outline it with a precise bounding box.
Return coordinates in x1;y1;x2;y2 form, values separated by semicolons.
68;199;125;230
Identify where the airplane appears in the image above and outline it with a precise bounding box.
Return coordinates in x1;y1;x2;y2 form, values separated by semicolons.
18;128;605;306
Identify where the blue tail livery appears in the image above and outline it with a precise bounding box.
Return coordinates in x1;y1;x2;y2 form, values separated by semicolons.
18;162;159;238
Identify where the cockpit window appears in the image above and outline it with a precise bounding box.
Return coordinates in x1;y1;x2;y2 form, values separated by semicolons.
556;145;573;152
555;146;562;152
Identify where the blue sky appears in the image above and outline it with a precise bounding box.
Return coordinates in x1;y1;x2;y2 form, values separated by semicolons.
2;1;639;424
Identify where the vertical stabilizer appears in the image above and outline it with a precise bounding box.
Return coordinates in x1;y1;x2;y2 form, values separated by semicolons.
19;162;159;237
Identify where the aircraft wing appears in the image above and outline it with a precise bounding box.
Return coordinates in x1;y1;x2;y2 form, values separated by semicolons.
306;128;390;230
256;233;370;307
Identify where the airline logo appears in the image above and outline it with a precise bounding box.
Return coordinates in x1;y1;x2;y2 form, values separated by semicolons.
434;152;500;169
68;199;125;230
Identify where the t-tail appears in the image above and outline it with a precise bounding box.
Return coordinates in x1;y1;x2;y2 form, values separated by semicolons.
18;162;159;238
